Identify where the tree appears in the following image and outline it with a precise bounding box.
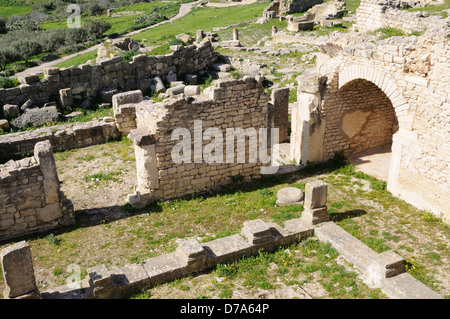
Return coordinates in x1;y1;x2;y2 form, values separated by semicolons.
0;48;19;71
0;18;7;34
12;39;43;64
83;20;111;41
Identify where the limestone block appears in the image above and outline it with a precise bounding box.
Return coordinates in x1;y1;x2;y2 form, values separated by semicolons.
175;238;207;271
34;140;60;205
112;90;143;112
18;74;40;85
59;88;73;107
276;187;304;206
143;251;188;286
2;104;20;118
304;180;328;209
36;202;63;223
109;263;151;298
184;85;201;96
0;241;37;298
0;119;9;131
202;234;252;267
241;219;275;250
167;85;185;96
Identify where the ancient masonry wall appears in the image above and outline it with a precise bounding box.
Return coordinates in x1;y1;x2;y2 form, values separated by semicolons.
355;0;449;33
0;141;74;241
127;76;271;206
280;0;323;14
0;119;119;163
0;41;218;108
322;78;397;156
292;32;449;221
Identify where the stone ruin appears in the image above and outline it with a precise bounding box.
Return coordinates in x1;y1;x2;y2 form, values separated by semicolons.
0;0;448;299
0;180;442;299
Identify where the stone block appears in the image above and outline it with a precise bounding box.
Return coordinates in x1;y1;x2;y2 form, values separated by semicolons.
184;85;201;96
59;88;73;107
109;263;151;297
112;90;143;112
18;74;40;85
0;241;38;298
301;206;329;225
34;140;60;205
0;119;9;131
143;251;188;286
2;104;20;119
304;180;328;209
202;234;252;267
175;238;207;271
276;187;304;206
241;219;276;251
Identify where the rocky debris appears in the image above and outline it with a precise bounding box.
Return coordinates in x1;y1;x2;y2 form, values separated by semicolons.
11;106;60;130
0;119;9;131
20;99;35;112
2;104;20;119
100;88;119;103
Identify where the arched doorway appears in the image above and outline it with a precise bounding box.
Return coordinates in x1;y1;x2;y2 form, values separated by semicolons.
337;78;398;181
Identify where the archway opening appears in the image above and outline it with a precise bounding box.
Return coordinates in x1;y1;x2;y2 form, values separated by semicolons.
337;78;398;181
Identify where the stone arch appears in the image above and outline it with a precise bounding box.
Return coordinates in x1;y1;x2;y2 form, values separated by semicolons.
336;64;412;190
338;65;411;131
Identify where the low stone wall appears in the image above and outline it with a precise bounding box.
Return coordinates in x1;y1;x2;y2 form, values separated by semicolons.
0;141;74;241
0;40;218;109
355;0;449;33
0;119;120;163
280;0;324;14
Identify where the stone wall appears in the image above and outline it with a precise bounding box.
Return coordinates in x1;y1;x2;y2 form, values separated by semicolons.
127;76;272;207
0;40;218;109
280;0;323;14
0;141;74;241
290;30;449;221
355;0;449;33
323;78;398;156
0;119;119;163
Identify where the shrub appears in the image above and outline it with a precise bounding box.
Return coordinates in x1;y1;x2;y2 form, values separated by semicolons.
0;76;19;89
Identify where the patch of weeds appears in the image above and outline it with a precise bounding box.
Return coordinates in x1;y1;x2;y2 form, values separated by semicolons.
53;267;64;276
372;27;405;39
121;202;137;214
75;154;95;162
45;233;62;245
83;171;122;182
258;188;273;196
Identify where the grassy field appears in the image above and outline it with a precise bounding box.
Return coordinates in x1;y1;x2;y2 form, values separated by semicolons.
41;1;181;35
0;5;31;17
55;2;268;68
131;2;268;45
54;49;98;68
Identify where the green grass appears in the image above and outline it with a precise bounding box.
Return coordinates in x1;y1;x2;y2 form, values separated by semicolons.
404;0;450;18
54;50;98;68
0;5;31;17
41;2;180;35
131;2;268;46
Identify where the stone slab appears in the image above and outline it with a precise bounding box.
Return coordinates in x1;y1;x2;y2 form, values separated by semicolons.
143;251;188;286
202;234;252;267
0;241;37;298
